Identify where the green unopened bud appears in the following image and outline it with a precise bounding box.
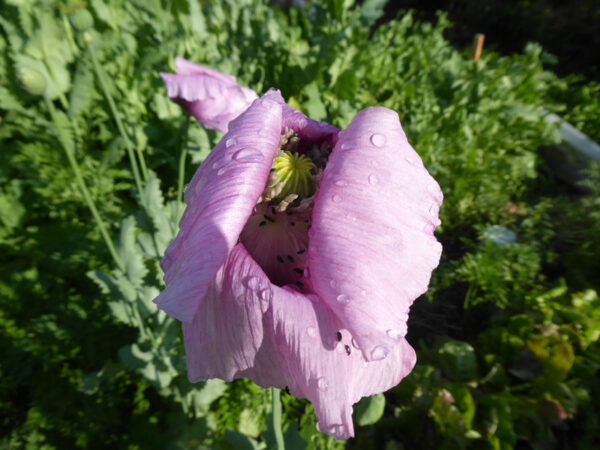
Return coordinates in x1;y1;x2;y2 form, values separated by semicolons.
69;9;94;32
83;31;93;44
16;67;47;96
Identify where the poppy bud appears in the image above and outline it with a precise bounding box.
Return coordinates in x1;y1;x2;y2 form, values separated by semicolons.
16;67;47;96
69;9;94;32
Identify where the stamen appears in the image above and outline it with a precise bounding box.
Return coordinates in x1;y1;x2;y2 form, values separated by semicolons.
345;345;351;355
336;332;342;341
287;255;294;263
264;214;275;222
296;249;305;255
277;256;284;263
259;221;267;227
293;268;304;275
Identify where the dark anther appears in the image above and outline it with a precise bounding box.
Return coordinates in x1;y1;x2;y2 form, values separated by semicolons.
287;255;294;263
285;386;290;395
277;255;284;263
297;249;306;255
286;211;293;216
345;345;351;355
291;222;295;227
336;331;342;341
307;225;311;230
271;207;276;216
264;214;275;222
296;281;304;288
293;268;304;275
259;221;267;227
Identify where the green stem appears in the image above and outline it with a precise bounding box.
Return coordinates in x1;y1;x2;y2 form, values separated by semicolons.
86;41;147;198
176;116;190;219
44;96;126;272
271;388;285;450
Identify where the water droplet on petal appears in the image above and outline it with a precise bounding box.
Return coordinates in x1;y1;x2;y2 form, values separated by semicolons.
335;180;349;187
306;327;317;338
340;142;353;151
336;294;350;304
212;161;220;169
225;138;236;148
428;203;439;217
386;327;407;341
317;121;327;128
329;424;345;439
370;133;386;147
259;129;268;137
370;159;379;167
242;275;261;290
332;195;342;203
368;174;379;185
258;288;272;303
233;148;264;162
217;167;227;176
317;377;329;391
405;155;418;166
329;279;337;288
370;345;389;361
352;338;360;349
360;289;367;297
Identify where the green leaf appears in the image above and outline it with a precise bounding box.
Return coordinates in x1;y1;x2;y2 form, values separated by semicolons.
223;431;260;450
354;393;385;426
302;82;327;121
438;340;478;381
68;60;95;118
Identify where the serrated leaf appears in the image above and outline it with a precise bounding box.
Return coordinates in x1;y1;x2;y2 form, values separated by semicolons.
68;60;94;118
359;0;386;27
188;0;207;39
0;86;23;110
302;82;327;121
355;393;385;426
116;215;147;286
118;342;153;370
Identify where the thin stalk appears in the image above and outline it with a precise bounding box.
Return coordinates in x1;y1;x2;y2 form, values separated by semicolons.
271;388;285;450
86;41;147;197
44;95;126;272
176;116;190;219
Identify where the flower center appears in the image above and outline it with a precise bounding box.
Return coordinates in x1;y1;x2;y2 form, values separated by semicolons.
240;129;330;289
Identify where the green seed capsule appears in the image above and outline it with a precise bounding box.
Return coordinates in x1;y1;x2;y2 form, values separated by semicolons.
16;67;47;96
69;9;94;32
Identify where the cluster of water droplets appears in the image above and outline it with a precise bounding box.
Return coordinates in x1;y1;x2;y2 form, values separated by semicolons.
241;275;272;312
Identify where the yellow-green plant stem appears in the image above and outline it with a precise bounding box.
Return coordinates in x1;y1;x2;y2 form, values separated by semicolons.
176;116;190;220
86;41;148;198
44;95;126;272
271;388;285;450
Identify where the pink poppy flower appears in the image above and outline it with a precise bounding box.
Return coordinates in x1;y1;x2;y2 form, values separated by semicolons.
160;57;258;133
156;60;443;440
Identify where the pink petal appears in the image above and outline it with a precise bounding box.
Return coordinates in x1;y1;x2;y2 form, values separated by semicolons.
160;58;258;133
154;94;283;322
308;107;443;361
262;286;416;440
183;244;282;382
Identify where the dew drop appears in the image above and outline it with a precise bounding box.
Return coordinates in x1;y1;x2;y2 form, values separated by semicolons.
317;377;329;391
340;142;353;151
317;121;327;128
306;327;317;338
360;289;367;297
370;345;389;361
329;424;345;439
352;338;360;349
370;133;386;147
217;167;227;176
386;327;407;341
329;279;337;288
405;155;419;166
258;288;272;303
368;174;379;185
233;148;264;162
335;180;349;187
225;138;236;148
336;294;350;304
258;129;268;137
212;161;220;169
428;203;439;217
370;159;379;167
332;195;342;203
242;275;261;290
